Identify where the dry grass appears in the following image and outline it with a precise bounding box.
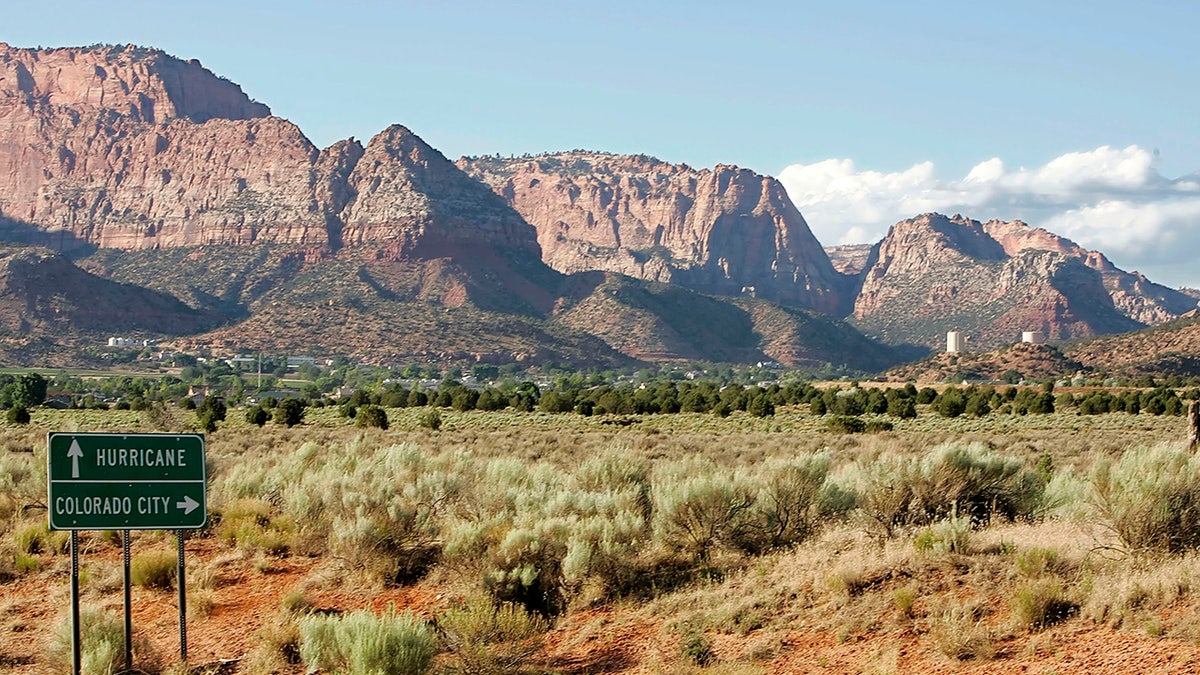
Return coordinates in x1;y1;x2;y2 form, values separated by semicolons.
2;407;1199;672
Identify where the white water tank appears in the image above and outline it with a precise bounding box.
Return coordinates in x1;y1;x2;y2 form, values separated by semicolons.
1021;331;1045;345
946;331;962;353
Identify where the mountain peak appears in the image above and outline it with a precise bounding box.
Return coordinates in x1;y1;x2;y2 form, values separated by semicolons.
0;42;270;123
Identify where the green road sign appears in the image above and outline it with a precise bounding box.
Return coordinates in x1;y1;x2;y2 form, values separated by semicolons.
48;433;207;531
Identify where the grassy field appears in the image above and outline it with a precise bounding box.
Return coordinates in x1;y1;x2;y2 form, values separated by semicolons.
0;405;1197;673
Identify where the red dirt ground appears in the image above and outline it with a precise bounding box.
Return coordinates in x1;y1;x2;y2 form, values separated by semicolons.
4;533;1200;674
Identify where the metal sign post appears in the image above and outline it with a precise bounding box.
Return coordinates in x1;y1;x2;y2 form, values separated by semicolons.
48;433;207;672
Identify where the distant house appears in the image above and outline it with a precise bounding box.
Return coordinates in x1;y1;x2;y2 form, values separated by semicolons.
43;391;73;409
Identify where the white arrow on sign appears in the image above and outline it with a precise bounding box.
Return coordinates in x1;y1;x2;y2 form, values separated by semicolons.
176;495;200;515
67;439;83;479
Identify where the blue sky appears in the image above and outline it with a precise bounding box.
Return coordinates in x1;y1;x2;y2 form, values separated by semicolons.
6;1;1200;286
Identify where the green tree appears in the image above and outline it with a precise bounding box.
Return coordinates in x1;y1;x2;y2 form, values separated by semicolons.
886;396;917;419
10;373;47;409
747;395;775;418
245;406;269;427
934;389;967;418
6;405;30;425
355;405;389;429
274;398;305;427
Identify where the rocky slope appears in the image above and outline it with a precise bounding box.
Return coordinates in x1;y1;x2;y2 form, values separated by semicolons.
884;342;1084;384
0;246;224;363
980;218;1197;325
458;152;848;315
852;214;1195;350
1063;312;1200;378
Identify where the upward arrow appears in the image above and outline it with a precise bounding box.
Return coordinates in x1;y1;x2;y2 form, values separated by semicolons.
67;439;83;479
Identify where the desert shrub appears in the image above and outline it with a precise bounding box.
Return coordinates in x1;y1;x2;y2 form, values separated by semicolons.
733;453;833;553
1090;444;1200;553
48;605;163;675
929;603;994;660
826;415;865;434
845;442;1044;537
418;409;442;430
48;607;122;675
274;397;305;427
298;607;435;675
442;450;652;613
865;419;894;433
308;444;449;584
1013;547;1064;579
678;627;714;666
0;448;45;523
14;522;68;555
6;405;30;425
913;503;972;554
892;585;918;619
356;404;389;429
652;461;756;563
131;548;177;590
437;596;548;673
245;405;269;426
216;498;294;555
1011;579;1077;630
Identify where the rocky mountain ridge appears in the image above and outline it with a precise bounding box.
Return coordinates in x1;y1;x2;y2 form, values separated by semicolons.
458;152;848;315
0;43;1192;373
850;214;1198;351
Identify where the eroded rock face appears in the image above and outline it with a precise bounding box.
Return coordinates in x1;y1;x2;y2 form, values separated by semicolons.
0;43;270;123
853;214;1195;349
0;45;545;261
342;126;540;257
0;104;337;249
458;152;847;314
979;218;1197;325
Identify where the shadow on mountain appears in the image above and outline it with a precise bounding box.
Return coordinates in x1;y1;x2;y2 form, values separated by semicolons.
0;215;98;256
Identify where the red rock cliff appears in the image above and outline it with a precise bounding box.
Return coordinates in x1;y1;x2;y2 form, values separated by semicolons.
458;152;847;314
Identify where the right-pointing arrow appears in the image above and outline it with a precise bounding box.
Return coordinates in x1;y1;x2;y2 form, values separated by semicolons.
176;495;200;515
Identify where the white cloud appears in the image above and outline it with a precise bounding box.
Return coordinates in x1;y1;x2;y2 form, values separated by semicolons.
778;145;1200;288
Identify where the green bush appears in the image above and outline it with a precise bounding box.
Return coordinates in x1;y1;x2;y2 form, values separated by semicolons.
418;409;442;430
298;607;435;675
6;405;30;425
245;405;269;426
356;404;389;430
131;548;177;590
274;398;305;427
1090;444;1200;553
1011;579;1077;630
437;597;548;673
826;415;866;434
847;442;1044;537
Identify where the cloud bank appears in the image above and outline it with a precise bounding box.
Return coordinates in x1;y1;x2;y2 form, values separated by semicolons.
778;145;1200;289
